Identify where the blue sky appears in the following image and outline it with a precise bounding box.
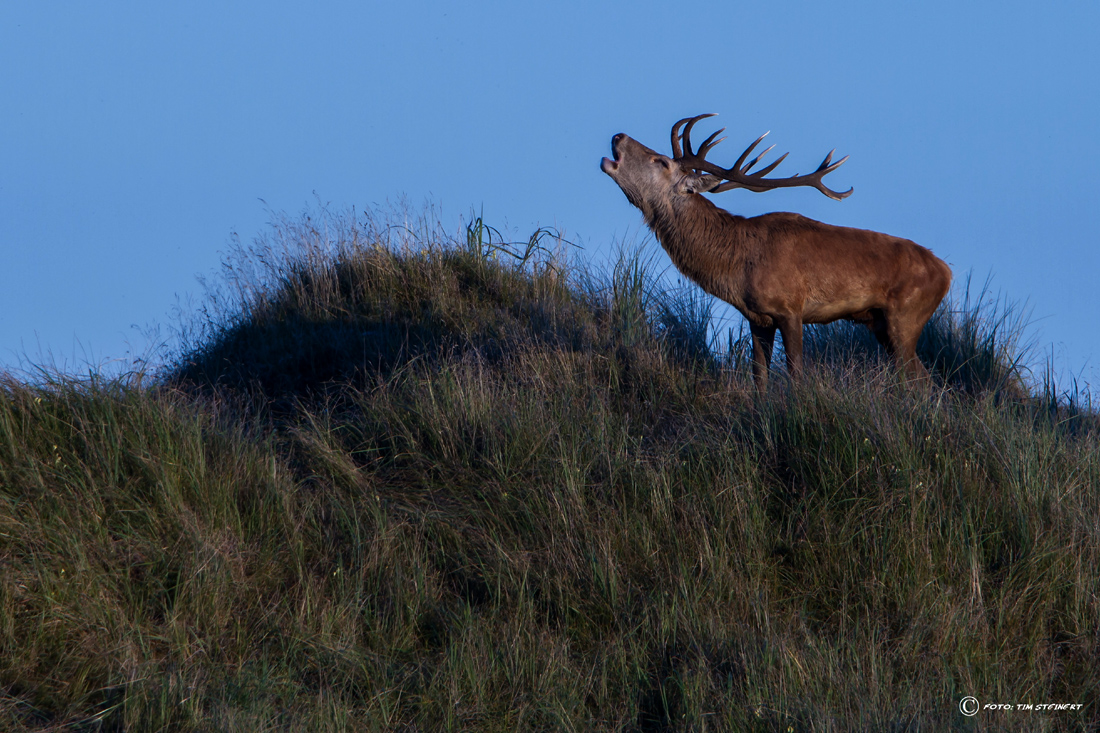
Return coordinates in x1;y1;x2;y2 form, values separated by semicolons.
3;2;1099;386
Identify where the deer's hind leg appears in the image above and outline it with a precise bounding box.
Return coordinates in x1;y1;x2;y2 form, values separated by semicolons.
879;308;931;381
882;258;951;381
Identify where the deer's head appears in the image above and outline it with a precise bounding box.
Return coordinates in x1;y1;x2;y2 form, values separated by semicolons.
601;133;722;213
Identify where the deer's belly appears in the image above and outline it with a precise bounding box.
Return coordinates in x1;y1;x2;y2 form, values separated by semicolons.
802;298;879;324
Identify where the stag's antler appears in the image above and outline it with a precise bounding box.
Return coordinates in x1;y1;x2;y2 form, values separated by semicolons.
671;113;853;201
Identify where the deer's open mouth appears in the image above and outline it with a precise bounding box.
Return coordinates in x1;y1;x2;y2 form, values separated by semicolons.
601;134;623;174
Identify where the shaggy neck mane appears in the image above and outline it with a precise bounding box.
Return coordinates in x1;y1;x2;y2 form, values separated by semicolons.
642;194;751;299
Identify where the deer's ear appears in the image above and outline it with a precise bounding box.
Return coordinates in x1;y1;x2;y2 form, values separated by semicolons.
678;173;723;195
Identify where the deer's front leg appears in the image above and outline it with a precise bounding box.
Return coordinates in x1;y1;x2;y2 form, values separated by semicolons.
750;323;777;392
776;315;804;381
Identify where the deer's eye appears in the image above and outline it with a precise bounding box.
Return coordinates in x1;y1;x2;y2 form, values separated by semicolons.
654;158;670;169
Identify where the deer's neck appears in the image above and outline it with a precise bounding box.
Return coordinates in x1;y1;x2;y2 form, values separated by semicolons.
643;194;754;305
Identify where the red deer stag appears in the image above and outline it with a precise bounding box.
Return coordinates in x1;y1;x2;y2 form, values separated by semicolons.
600;113;952;391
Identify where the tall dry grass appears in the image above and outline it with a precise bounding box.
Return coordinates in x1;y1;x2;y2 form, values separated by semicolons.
1;207;1096;731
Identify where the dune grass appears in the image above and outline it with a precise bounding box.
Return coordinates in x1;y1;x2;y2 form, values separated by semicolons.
1;207;1097;731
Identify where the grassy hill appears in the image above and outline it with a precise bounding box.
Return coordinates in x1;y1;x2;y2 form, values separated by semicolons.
1;208;1097;731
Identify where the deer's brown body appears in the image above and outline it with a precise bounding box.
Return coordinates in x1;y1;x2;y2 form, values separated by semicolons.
601;115;951;390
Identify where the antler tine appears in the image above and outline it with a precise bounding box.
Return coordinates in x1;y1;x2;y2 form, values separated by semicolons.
731;132;771;172
670;118;689;158
680;114;710;157
815;178;854;200
748;151;789;178
697;128;727;159
743;145;778;174
664;113;717;157
817;151;849;174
